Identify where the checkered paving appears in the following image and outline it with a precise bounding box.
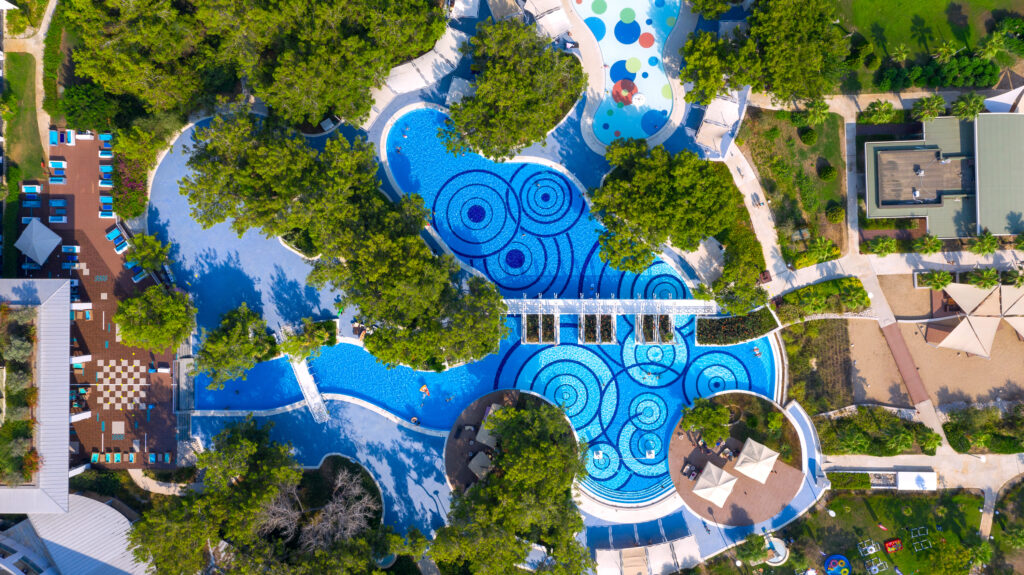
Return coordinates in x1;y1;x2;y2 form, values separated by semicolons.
97;359;147;410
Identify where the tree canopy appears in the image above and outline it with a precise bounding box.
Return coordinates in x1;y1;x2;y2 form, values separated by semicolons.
195;303;276;389
745;0;849;102
184;105;508;371
681;30;762;105
113;286;195;352
689;0;732;19
280;317;335;360
679;397;730;446
589;139;742;273
126;234;171;271
444;20;586;160
431;402;592;575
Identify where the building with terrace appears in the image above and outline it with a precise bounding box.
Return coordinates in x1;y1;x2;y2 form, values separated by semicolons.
864;113;1024;237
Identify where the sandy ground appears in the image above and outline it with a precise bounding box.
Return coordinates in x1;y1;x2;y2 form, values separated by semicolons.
878;274;932;319
900;322;1024;405
848;320;911;407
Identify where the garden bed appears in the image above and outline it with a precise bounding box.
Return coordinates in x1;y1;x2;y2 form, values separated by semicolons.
782;320;853;415
0;305;39;485
695;307;778;345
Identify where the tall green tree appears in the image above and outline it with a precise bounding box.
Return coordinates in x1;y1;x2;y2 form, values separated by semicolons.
64;0;206;112
918;271;953;291
913;234;943;254
968;268;1000;289
113;286;195;352
589;139;741;273
679;397;730;446
746;0;849;102
969;230;999;256
431;403;591;575
682;31;763;105
951;92;986;121
444;20;586;160
126;234;171;271
195;303;276;389
689;0;731;19
912;94;946;122
280;317;334;360
861;100;899;124
869;236;898;256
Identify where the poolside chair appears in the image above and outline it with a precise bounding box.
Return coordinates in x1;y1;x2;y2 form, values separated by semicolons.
22;184;41;194
105;453;111;463
49;216;68;224
90;453;99;464
99;132;113;142
49;176;66;185
105;228;122;241
114;453;122;463
99;165;114;174
114;241;130;254
99;149;113;159
99;195;114;204
148;453;156;464
49;130;59;146
50;199;67;207
48;160;67;169
129;453;135;463
164;452;171;463
132;270;148;284
53;169;65;176
54;208;67;216
21;217;39;225
98;179;113;188
22;200;41;208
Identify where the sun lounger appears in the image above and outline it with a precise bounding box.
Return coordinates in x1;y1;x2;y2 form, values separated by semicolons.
99;132;113;141
22;200;40;208
49;129;59;146
101;203;113;212
21;263;40;270
99;149;113;159
99;179;112;188
50;198;67;207
148;453;156;464
129;453;135;463
54;209;66;216
66;130;76;146
105;228;122;241
99;195;114;203
48;160;67;169
49;176;66;185
114;453;122;463
132;270;148;283
21;184;40;194
65;255;78;262
100;210;115;219
21;217;39;225
164;453;171;463
52;169;65;176
90;453;99;463
62;245;80;253
125;260;139;270
101;173;112;181
49;216;67;224
105;453;111;463
99;165;114;173
114;240;130;254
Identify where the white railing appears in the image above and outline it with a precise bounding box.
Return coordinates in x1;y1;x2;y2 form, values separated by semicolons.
290;359;329;423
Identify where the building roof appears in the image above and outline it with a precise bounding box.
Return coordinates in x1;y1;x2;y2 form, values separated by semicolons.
15;219;61;265
0;280;70;514
692;463;737;508
733;438;779;484
975;114;1024;234
28;494;150;574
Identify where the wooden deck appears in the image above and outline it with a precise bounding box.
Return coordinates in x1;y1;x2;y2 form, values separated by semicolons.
19;131;178;470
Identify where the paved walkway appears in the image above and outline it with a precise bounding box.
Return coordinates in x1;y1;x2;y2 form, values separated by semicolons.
127;468;197;496
724;146;789;280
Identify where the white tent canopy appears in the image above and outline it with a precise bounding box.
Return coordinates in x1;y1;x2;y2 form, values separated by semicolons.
984;86;1024;114
1004;316;1024;340
0;0;18;11
1002;285;1024;316
693;464;737;508
943;283;995;316
733;438;779;484
536;9;571;38
15;218;61;265
938;315;1001;357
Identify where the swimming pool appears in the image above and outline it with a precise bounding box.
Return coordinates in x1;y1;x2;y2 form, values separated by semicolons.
386;107;690;299
572;0;681;144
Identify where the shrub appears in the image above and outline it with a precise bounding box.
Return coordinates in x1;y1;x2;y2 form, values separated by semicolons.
869;236;899;256
764;126;781;140
829;471;871;490
798;127;817;145
776;278;870;323
41;2;65;116
695;307;778;345
826;205;845;223
818;406;936;456
859;100;900;124
818;164;837;181
863;52;881;70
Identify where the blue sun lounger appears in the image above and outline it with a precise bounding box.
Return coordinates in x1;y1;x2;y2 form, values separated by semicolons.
129;453;135;463
21;217;39;225
63;245;81;253
52;169;65;176
148;453;156;464
91;453;99;463
99;165;114;173
105;228;122;241
22;263;40;270
21;184;40;194
22;200;40;208
99;179;113;188
99;195;114;204
100;210;115;219
114;453;122;463
99;149;113;159
105;453;111;463
99;132;113;141
50;198;67;207
114;239;129;254
49;216;67;224
132;270;148;283
49;129;59;146
49;176;66;185
48;160;67;169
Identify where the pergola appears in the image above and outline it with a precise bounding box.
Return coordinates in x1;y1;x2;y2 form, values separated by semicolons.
936;283;1024;358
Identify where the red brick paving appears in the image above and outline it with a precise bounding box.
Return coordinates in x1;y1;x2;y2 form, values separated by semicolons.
881;323;930;405
19;131;177;470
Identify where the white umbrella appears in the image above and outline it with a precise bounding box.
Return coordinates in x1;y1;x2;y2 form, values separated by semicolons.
733;438;780;484
693;463;737;508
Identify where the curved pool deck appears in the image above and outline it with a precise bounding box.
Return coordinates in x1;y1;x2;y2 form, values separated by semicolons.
571;0;681;144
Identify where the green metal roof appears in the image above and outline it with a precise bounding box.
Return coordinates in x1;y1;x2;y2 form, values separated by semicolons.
975;114;1024;235
923;117;974;156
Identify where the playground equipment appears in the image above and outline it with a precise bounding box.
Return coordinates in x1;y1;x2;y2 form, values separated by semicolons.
824;554;851;575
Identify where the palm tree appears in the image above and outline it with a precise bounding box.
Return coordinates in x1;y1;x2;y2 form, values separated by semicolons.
951;92;986;121
870;236;898;256
912;94;946;122
914;234;943;255
1006;269;1024;289
803;99;830;126
891;43;911;65
968;268;1000;289
934;40;961;64
976;34;1006;60
969;230;999;256
808;236;840;263
1015;234;1024;251
919;270;953;291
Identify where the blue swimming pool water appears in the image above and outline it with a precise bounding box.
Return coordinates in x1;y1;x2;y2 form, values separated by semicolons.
571;0;681;144
195;106;778;507
386;108;690;299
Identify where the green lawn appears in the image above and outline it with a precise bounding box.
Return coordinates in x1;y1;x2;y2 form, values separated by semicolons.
4;52;44;181
837;0;1024;58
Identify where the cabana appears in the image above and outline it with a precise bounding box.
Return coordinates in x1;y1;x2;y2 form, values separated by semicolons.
468;452;493;480
15;218;61;265
733;438;779;484
692;464;737;508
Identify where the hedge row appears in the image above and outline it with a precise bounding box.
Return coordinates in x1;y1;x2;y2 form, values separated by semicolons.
696;306;778;345
829;471;871;490
41;2;66;117
874;56;1000;93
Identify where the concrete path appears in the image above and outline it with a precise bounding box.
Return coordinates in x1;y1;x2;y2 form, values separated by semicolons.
824;452;1024;537
724;145;789;280
127;468;198;496
3;0;60;159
